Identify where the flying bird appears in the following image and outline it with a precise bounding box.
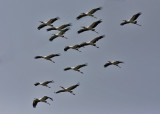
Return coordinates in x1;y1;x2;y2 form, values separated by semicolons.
78;20;102;34
64;63;88;74
55;83;80;95
77;7;102;20
47;23;71;31
120;12;142;26
33;96;53;108
79;35;105;48
34;80;54;88
104;61;124;68
64;44;81;52
34;53;60;63
49;28;69;41
37;17;60;30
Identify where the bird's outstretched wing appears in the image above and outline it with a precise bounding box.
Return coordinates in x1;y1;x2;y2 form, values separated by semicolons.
33;99;39;108
104;62;112;67
59;23;72;29
89;20;102;28
120;21;129;26
35;56;44;59
49;35;57;41
59;28;69;35
75;63;88;69
77;28;88;34
64;67;71;71
90;35;105;43
114;61;124;64
88;7;102;14
77;13;87;20
64;46;70;51
46;54;60;58
37;23;47;30
55;89;66;93
130;12;142;21
41;96;53;101
47;17;60;24
43;80;54;85
34;82;40;86
67;83;80;90
46;27;57;31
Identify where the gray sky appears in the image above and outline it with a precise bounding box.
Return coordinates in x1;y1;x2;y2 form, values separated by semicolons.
0;0;160;114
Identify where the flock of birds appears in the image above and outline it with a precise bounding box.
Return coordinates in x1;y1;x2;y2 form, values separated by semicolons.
33;7;142;108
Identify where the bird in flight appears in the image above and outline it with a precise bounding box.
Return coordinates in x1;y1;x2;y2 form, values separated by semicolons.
79;35;105;48
34;53;60;63
120;12;142;26
77;7;102;20
33;96;53;108
64;63;88;74
78;20;102;34
37;17;60;30
64;44;82;52
34;80;54;88
104;61;124;68
46;23;71;32
55;83;80;95
49;28;69;41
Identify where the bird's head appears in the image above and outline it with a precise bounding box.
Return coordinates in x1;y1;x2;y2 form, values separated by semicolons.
39;21;44;23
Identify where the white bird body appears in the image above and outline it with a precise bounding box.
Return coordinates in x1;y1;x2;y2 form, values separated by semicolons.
55;83;80;95
120;12;142;26
33;96;53;108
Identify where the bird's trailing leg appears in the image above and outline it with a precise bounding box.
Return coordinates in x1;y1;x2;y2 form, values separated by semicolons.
78;70;83;74
75;49;81;52
93;30;98;34
116;65;121;68
93;44;99;48
44;101;50;105
49;60;55;63
61;36;68;39
135;23;141;26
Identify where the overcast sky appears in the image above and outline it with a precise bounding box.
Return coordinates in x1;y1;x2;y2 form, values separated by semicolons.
0;0;160;114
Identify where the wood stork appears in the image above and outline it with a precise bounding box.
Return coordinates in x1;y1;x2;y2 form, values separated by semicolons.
34;80;54;88
64;44;81;52
78;20;102;34
49;28;69;41
120;12;142;26
47;23;71;31
104;61;124;68
33;96;53;108
77;7;102;20
37;17;60;30
79;35;105;48
34;53;60;63
55;83;80;95
64;63;88;74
